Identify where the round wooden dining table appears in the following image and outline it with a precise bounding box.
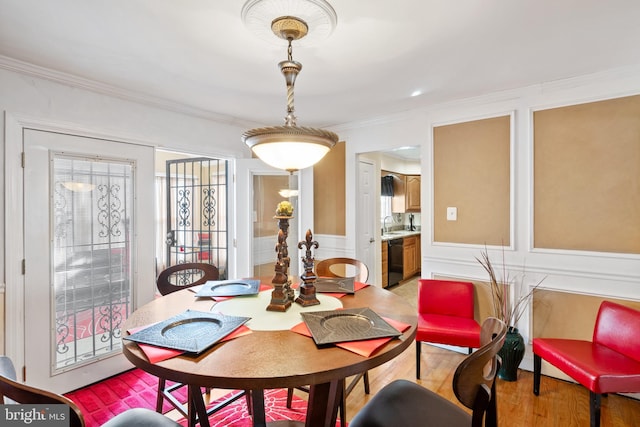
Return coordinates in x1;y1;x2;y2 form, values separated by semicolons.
122;282;417;427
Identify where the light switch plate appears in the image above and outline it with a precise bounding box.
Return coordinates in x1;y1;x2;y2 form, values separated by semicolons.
447;207;457;221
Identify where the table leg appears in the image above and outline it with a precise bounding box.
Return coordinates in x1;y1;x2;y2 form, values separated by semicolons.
306;380;342;427
188;385;210;427
250;389;266;427
186;387;195;427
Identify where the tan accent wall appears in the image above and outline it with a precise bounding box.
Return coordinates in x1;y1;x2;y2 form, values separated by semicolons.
253;175;289;237
433;116;511;246
314;142;346;236
533;95;640;254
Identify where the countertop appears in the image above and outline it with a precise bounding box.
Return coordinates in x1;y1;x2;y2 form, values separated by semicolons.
381;230;421;242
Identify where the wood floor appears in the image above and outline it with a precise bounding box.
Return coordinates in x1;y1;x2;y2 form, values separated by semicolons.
341;342;640;426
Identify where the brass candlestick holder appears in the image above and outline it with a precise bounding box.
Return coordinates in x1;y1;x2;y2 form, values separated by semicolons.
267;213;295;312
295;229;320;307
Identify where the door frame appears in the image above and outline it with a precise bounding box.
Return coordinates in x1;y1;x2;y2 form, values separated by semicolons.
233;159;313;279
4;113;156;383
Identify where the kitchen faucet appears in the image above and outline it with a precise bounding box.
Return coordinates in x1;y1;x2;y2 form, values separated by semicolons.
383;215;393;234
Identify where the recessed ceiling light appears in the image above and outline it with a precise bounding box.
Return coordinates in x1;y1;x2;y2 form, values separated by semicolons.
410;90;422;97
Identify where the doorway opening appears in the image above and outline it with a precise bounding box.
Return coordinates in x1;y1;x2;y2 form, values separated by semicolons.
155;150;230;281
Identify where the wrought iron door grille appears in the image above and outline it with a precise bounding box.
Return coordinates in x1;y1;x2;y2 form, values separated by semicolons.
166;157;228;279
52;155;133;371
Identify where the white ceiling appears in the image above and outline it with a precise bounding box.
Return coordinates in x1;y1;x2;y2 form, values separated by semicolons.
1;0;640;129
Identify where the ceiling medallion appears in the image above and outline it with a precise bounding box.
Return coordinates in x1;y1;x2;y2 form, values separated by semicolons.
241;0;337;47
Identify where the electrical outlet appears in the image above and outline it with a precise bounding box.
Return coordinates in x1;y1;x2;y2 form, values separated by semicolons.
447;207;457;221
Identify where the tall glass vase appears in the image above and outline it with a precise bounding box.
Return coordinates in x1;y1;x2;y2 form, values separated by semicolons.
497;326;525;381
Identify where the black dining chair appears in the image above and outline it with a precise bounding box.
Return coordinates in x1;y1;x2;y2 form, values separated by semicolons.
349;317;507;427
0;355;181;427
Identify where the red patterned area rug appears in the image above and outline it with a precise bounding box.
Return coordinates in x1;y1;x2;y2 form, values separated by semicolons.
65;368;343;426
65;368;187;426
186;388;307;427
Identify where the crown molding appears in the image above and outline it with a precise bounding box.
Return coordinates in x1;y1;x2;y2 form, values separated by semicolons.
0;54;260;128
333;63;640;132
4;54;639;134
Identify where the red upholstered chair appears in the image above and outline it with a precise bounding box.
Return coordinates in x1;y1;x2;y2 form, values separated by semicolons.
533;301;640;427
416;279;482;379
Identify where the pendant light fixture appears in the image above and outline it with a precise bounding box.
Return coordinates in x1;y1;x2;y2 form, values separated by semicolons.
241;0;339;173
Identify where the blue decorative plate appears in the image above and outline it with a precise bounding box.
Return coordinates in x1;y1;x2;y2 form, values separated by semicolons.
194;279;261;297
124;309;250;353
301;307;401;346
314;277;355;294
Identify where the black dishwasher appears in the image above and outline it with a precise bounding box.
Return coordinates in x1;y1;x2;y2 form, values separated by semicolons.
388;238;404;287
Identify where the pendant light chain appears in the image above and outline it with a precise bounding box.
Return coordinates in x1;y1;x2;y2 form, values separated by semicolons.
284;38;297;126
241;7;338;172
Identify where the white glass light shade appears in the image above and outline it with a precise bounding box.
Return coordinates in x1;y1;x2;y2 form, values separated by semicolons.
243;124;338;172
252;141;330;171
62;182;96;192
279;188;299;198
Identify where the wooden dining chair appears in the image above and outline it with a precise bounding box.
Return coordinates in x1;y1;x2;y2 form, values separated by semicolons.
350;317;507;427
0;356;180;427
155;263;249;421
287;257;370;426
156;262;219;417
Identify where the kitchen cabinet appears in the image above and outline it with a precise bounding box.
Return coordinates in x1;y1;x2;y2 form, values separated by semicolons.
403;235;419;279
381;242;388;288
391;174;421;213
405;175;421;211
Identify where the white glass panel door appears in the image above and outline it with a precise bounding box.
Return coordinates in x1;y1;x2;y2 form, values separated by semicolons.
23;129;154;393
357;159;376;284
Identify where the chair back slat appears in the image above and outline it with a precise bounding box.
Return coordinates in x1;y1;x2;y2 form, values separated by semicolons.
453;317;506;412
156;262;219;295
316;258;369;283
